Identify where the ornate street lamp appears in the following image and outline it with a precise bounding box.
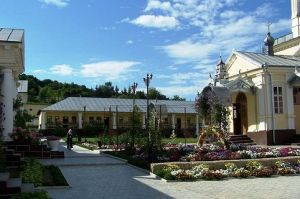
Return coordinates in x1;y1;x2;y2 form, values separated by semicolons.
131;82;138;149
143;73;152;160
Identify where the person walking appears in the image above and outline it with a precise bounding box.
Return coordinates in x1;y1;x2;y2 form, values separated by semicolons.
67;128;73;149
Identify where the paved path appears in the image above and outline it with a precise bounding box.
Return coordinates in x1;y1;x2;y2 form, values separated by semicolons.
41;142;300;199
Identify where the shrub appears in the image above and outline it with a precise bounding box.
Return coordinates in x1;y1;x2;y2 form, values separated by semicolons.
246;160;262;174
21;158;43;186
225;163;237;173
274;160;296;175
164;171;176;180
254;167;273;177
232;168;251;178
175;171;195;181
202;170;225;180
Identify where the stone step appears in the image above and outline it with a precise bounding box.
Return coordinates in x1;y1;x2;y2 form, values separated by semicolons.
5;154;21;162
0;172;10;182
229;137;252;141
3;149;14;155
0;172;9;190
7;178;22;188
3;178;21;195
230;140;254;144
21;183;34;193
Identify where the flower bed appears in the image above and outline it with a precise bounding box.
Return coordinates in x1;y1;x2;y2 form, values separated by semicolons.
151;156;300;173
154;159;300;181
167;144;300;162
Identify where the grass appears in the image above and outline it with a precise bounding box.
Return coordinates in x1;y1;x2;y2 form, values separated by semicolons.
63;136;198;145
161;137;198;144
21;158;68;187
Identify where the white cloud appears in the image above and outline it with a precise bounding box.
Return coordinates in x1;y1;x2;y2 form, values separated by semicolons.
80;61;140;80
101;26;116;31
50;64;73;75
131;15;179;29
126;40;133;45
161;39;219;63
32;69;47;74
40;0;69;7
144;0;172;12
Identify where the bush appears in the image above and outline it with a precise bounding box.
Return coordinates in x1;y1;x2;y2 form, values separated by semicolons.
164;171;176;180
175;171;195;181
21;158;43;186
232;168;251;178
254;167;273;177
202;170;225;180
11;191;50;199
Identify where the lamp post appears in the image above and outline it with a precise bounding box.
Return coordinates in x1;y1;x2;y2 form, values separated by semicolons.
83;105;86;142
131;82;138;149
143;73;152;160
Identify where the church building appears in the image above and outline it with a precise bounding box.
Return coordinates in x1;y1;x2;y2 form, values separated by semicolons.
216;0;300;145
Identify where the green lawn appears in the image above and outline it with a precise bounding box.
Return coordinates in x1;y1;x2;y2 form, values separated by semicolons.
161;137;198;144
64;136;198;145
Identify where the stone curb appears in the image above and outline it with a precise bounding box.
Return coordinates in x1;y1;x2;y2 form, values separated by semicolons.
101;152;128;163
36;185;72;190
55;162;127;167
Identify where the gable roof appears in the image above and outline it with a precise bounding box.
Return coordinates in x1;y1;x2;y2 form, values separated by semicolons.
234;51;300;68
42;97;197;114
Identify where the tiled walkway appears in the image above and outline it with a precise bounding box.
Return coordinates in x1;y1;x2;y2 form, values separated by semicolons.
42;142;300;199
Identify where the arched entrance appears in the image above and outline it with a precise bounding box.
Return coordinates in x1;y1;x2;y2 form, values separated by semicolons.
233;92;248;135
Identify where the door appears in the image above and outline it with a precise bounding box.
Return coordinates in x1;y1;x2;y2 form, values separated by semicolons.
233;103;241;135
176;118;181;130
104;117;110;130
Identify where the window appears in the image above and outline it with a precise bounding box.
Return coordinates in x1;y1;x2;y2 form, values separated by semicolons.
54;116;60;123
274;86;283;114
89;116;94;121
96;116;101;121
71;116;76;124
47;116;52;124
293;87;300;105
119;117;123;124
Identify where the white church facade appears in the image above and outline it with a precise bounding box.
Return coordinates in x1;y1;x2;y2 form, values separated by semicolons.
215;0;300;145
0;28;25;141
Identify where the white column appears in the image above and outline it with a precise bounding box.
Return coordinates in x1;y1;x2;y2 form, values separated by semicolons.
292;0;300;38
142;113;146;129
0;69;15;141
257;83;267;131
286;74;296;129
78;112;83;129
39;112;46;130
171;114;175;129
195;114;199;135
112;113;117;129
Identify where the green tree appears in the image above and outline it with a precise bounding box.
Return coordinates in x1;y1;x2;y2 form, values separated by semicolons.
148;88;168;100
171;95;186;101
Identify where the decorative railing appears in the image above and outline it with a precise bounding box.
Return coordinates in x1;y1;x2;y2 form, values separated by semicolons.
274;33;293;45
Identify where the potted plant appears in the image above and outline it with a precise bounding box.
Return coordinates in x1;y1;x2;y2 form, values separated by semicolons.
46;135;60;151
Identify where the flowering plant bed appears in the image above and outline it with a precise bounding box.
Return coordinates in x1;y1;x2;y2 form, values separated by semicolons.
154;159;300;181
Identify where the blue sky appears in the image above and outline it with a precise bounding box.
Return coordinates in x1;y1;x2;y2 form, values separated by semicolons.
1;0;291;100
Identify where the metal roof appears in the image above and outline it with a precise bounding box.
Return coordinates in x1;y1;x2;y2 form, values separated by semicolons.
42;97;197;114
236;51;300;67
0;28;24;42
